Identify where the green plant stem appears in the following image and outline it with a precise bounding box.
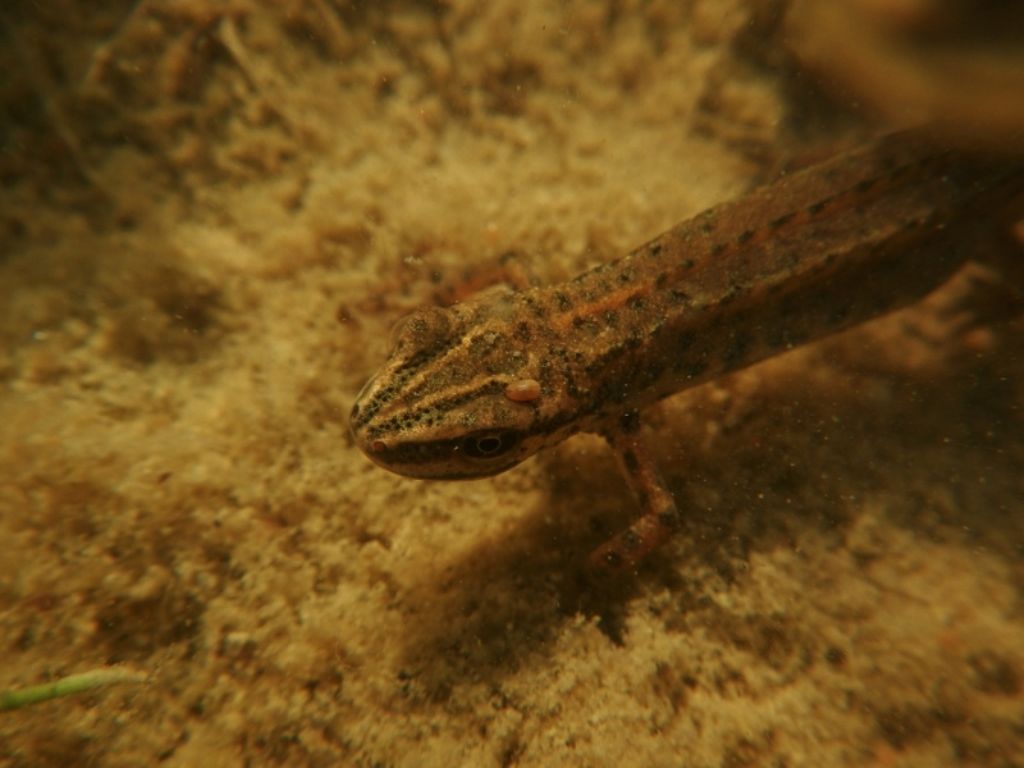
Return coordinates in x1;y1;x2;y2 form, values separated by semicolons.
1;667;146;712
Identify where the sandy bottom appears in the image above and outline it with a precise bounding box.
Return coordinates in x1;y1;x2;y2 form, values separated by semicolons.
2;2;1023;766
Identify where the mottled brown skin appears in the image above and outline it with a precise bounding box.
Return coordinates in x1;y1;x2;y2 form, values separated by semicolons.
350;132;1024;574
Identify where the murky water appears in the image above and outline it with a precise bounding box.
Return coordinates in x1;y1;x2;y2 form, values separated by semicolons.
2;2;1022;765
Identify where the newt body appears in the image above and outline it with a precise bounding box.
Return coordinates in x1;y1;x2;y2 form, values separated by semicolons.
350;133;1023;572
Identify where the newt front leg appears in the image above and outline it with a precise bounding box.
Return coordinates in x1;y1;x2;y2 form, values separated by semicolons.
590;412;683;575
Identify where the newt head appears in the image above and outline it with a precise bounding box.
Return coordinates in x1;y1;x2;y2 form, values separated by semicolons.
349;293;556;480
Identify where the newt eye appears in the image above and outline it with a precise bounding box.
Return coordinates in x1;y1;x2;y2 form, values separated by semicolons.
461;431;520;459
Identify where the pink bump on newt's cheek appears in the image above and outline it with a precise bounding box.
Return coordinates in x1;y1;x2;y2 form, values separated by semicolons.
504;378;541;403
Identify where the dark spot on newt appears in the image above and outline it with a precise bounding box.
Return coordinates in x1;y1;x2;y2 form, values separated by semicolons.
525;296;545;317
622;448;639;472
771;211;795;229
854;177;878;195
620;411;641;432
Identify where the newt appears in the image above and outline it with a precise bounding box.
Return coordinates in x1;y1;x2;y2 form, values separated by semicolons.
349;131;1024;574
